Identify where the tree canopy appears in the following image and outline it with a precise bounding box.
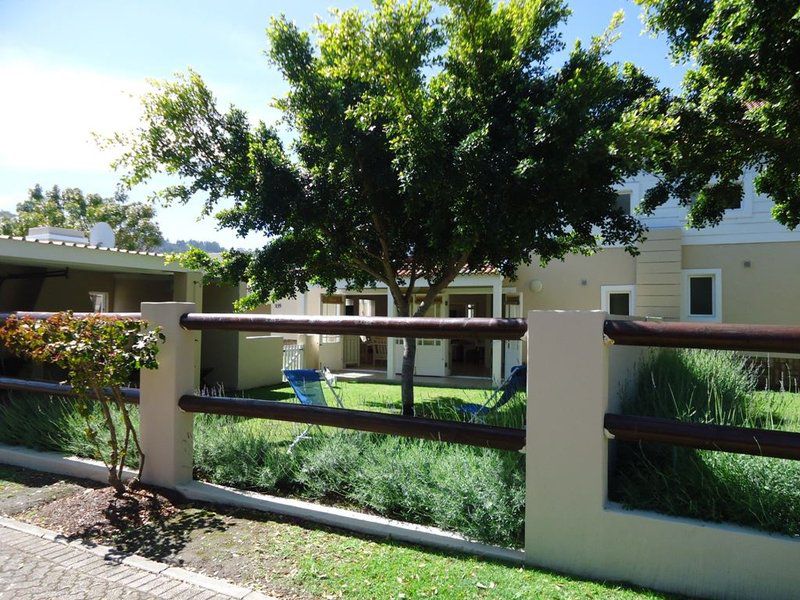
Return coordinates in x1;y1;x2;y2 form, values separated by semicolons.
636;0;800;228
111;0;668;413
0;185;164;251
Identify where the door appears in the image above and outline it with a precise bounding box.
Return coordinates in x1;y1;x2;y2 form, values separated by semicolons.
503;300;522;379
393;296;447;377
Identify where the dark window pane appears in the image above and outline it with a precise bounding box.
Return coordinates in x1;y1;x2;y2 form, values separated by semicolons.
690;276;714;315
615;193;631;215
725;195;742;210
609;292;630;316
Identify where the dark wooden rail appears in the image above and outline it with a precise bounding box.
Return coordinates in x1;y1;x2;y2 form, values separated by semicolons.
179;394;525;451
180;313;527;340
604;320;800;354
0;376;140;403
604;413;800;461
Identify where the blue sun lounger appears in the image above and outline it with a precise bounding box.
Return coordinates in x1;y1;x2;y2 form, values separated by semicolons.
283;369;344;450
458;364;526;422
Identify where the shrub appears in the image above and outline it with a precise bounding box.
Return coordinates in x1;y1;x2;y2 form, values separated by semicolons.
0;312;162;492
611;348;800;536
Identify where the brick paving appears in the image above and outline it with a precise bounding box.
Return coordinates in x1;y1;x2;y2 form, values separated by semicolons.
0;524;269;600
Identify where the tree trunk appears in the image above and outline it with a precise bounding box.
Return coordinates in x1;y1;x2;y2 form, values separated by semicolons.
401;336;416;416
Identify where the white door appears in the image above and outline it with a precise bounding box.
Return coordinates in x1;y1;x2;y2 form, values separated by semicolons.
393;297;447;377
503;301;522;379
415;339;447;376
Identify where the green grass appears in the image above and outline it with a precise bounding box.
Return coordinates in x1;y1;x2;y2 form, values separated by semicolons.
611;349;800;537
246;379;525;428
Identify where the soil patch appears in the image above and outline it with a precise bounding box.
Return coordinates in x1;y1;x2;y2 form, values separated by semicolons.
0;465;97;516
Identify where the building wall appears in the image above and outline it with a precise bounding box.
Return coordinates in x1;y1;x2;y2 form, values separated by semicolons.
634;228;682;320
113;275;172;311
34;270;117;311
200;284;241;389
512;248;636;315
683;242;800;326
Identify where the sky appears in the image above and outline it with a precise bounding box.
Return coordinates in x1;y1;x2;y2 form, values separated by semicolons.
0;0;685;249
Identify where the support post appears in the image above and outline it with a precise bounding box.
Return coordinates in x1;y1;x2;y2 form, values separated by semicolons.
525;310;610;562
139;302;196;489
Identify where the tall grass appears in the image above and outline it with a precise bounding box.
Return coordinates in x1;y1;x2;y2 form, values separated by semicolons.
611;348;800;536
0;391;525;547
192;415;525;547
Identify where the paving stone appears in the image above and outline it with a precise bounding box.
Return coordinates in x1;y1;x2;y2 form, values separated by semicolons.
0;522;270;599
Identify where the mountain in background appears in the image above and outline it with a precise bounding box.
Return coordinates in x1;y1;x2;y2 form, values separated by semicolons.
160;239;225;253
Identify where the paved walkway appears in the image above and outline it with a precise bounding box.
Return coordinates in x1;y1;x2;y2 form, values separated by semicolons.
0;522;269;600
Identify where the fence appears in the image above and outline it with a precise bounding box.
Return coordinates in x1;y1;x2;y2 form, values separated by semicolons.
1;304;800;599
281;343;304;375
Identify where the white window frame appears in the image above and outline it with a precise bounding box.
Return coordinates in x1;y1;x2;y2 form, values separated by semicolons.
88;291;108;313
682;269;722;322
600;285;636;317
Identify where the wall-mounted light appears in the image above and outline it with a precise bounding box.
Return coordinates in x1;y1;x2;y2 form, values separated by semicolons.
581;279;588;286
529;279;543;293
743;260;752;268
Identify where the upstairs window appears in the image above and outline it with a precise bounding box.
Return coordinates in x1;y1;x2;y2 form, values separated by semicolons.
614;192;632;215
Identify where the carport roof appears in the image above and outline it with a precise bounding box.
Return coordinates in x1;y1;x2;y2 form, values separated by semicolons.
0;235;195;274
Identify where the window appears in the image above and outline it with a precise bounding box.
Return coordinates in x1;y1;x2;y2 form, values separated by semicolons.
614;192;632;215
601;285;635;316
321;298;342;344
88;291;108;313
682;269;722;322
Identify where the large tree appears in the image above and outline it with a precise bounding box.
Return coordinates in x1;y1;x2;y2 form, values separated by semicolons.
0;185;164;251
110;0;667;415
636;0;800;228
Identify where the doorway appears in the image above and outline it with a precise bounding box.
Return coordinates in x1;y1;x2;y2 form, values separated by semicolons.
448;293;492;377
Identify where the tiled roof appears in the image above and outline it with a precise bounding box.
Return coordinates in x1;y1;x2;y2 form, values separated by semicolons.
0;235;165;257
396;264;499;277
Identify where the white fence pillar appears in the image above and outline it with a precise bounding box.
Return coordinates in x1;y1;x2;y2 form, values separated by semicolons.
524;310;800;600
139;302;196;488
525;310;611;556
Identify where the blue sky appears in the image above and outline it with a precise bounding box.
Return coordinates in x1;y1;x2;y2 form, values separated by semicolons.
0;0;684;248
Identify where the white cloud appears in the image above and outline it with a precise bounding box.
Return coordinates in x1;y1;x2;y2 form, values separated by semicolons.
0;50;147;172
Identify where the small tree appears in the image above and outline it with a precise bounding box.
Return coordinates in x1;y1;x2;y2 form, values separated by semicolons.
0;313;164;494
109;0;668;415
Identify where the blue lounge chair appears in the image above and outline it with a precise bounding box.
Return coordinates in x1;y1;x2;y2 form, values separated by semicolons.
283;369;344;450
458;365;527;422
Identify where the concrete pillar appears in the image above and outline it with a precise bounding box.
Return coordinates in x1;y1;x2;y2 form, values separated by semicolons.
139;302;196;489
525;310;610;565
491;282;503;385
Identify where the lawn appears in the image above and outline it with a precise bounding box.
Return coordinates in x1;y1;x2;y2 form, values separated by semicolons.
225;379;525;444
0;464;673;600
